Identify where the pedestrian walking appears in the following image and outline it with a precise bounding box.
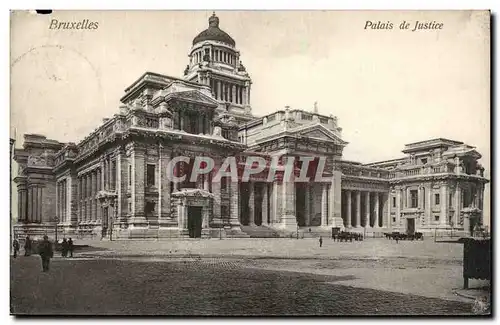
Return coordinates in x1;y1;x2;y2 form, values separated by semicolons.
24;236;32;256
68;238;74;257
39;235;53;272
319;236;323;248
13;239;20;258
61;238;68;257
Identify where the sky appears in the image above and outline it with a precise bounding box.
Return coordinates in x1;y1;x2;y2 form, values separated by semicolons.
10;10;490;224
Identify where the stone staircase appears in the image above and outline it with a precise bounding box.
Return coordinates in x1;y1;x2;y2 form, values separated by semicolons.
239;225;280;238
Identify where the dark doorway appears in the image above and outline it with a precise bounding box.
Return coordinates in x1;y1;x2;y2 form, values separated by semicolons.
406;218;415;235
240;183;250;225
254;184;263;226
295;184;306;226
188;206;203;238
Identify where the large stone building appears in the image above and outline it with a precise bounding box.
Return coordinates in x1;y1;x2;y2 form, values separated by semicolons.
13;13;488;239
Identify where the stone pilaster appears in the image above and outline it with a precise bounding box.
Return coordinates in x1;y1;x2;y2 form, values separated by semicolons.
440;183;448;226
425;184;432;227
395;188;401;227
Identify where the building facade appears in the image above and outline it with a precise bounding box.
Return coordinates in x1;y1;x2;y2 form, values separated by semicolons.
13;14;488;239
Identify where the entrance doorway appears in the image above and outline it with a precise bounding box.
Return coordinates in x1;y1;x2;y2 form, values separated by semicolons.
187;206;203;238
406;218;415;235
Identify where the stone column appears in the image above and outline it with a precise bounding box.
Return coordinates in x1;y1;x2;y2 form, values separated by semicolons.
87;174;92;223
321;183;328;226
32;187;38;223
232;85;236;103
329;168;343;228
440;184;448;226
248;181;255;225
131;145;146;225
158;146;171;227
454;186;461;226
374;192;380;228
346;190;352;228
211;159;222;226
229;180;241;229
383;192;390;229
35;186;40;223
261;184;269;226
281;179;297;228
304;184;310;226
55;183;59;222
355;191;361;228
92;171;97;222
217;81;222;101
365;191;371;228
418;187;422;209
396;188;401;227
203;173;209;192
242;87;247;105
425;184;432;227
97;169;101;222
272;182;280;224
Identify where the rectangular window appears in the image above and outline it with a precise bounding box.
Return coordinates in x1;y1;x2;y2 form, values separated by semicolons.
128;202;132;213
435;193;440;205
392;217;396;223
410;190;418;208
392;197;396;208
128;165;132;186
449;193;453;206
434;215;440;222
147;164;155;187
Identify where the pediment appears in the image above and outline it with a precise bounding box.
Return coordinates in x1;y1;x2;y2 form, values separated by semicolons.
294;124;347;145
166;90;219;108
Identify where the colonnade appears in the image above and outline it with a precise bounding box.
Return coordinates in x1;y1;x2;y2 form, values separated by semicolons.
210;79;248;105
23;185;43;223
341;189;390;228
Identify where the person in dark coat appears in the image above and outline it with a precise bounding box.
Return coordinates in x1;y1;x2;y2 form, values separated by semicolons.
39;235;53;272
61;238;68;257
68;238;74;258
319;236;323;248
24;236;32;256
13;239;20;258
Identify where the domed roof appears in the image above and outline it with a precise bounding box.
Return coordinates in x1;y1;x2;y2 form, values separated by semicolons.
192;13;235;47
